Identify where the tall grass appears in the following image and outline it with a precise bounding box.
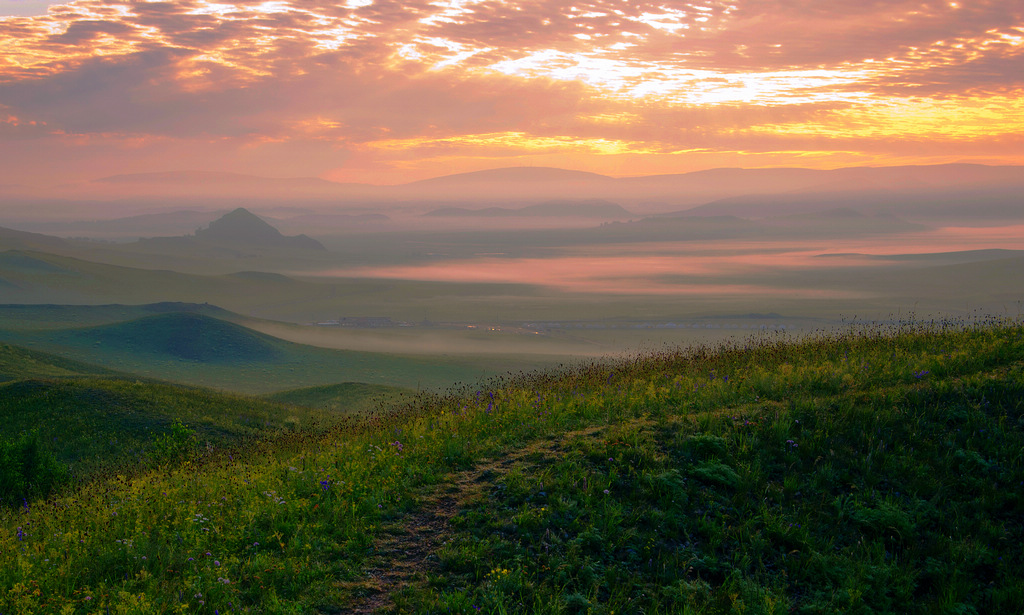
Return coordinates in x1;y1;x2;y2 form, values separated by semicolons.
1;318;1021;613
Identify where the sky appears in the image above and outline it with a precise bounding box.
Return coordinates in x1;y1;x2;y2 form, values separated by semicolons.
0;0;1022;187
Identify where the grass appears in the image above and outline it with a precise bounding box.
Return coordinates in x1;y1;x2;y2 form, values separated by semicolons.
0;376;351;480
262;382;415;413
0;318;1021;613
0;342;120;381
0;312;524;393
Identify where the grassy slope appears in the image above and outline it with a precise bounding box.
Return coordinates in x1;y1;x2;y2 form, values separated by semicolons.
0;320;1021;614
0;337;386;479
0;302;239;331
0;376;352;478
0;312;506;393
0;342;120;381
262;382;414;414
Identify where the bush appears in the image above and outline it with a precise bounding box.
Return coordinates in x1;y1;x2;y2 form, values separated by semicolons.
0;431;70;506
151;419;197;464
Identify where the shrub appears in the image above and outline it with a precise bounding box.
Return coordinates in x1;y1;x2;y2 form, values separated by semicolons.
0;430;69;506
151;419;197;464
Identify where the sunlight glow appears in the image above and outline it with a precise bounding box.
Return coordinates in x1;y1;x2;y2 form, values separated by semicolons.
366;132;642;156
0;0;1021;180
634;9;690;32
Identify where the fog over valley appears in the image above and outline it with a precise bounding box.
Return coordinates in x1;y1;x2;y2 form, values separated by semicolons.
2;164;1022;377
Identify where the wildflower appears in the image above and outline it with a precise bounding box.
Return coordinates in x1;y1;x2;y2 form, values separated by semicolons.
320;480;330;491
786;440;798;448
16;527;24;541
603;489;610;494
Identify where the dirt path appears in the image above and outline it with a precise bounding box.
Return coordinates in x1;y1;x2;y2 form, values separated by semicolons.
337;425;618;613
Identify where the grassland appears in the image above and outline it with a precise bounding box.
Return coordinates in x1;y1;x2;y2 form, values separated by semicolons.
0;310;550;393
0;318;1022;613
0;342;120;381
0;340;415;485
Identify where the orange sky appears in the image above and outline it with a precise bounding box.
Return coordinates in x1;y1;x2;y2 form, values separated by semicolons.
1;0;1022;186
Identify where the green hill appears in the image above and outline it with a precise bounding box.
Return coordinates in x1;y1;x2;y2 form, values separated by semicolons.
0;311;509;393
0;375;347;479
0;320;1021;613
0;342;119;381
52;312;284;363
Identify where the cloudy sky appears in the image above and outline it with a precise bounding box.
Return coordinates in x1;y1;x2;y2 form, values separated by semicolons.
0;0;1021;186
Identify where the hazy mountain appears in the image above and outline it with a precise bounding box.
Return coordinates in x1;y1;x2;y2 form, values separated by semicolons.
424;199;634;219
393;163;1024;212
12;210;222;239
0;225;70;251
0;248;322;307
140;207;326;252
8;164;1022;218
403;167;617;200
678;185;1024;223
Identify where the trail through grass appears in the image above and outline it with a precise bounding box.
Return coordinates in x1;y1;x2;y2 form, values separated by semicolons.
1;319;1022;613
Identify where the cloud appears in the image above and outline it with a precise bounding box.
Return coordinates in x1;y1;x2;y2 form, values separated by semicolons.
0;0;1021;187
45;17;133;44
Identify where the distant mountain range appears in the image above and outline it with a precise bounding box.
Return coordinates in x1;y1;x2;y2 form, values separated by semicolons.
424;199;634;219
3;164;1021;216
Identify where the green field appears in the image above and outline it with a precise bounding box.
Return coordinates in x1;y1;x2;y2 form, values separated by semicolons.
0;308;557;393
0;318;1021;613
0;342;120;381
0;340;406;480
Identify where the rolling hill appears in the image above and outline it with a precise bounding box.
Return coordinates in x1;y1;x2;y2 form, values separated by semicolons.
49;312;286;363
0;376;322;476
0;319;1021;613
0;309;521;393
0;341;119;381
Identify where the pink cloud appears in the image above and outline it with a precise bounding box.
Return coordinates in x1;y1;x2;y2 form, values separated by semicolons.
0;0;1020;186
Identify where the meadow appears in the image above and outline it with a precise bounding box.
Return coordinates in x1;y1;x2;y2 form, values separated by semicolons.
0;308;557;393
0;317;1021;613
